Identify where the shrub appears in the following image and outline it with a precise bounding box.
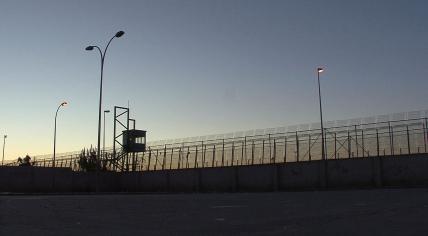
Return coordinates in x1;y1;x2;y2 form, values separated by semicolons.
18;155;33;166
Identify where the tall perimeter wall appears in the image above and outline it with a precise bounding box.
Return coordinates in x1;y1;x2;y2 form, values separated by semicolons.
1;154;428;193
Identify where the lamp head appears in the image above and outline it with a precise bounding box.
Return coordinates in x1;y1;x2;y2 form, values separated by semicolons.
61;101;68;106
85;46;94;51
317;67;324;73
115;31;125;38
104;110;111;113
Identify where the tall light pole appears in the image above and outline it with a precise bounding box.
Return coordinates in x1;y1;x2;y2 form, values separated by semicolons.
53;101;67;167
317;67;325;160
85;30;125;163
2;135;7;165
103;110;110;158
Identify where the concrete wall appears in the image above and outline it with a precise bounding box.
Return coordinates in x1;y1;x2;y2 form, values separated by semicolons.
33;167;55;192
237;165;276;191
0;166;72;193
2;154;428;193
139;170;169;192
327;158;374;188
278;161;320;190
199;167;236;192
382;154;428;187
0;167;33;192
168;169;199;192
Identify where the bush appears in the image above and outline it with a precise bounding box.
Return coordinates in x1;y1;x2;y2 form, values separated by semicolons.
78;147;106;171
18;155;33;166
77;147;100;171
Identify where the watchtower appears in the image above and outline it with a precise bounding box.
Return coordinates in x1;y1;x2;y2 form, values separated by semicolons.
111;106;147;171
122;129;146;153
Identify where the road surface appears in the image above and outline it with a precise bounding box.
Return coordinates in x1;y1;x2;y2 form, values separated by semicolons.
1;189;428;235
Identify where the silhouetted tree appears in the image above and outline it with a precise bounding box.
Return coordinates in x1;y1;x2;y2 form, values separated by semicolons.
18;155;33;166
78;147;103;171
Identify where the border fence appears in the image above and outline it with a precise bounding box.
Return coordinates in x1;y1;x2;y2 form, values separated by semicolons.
4;110;428;172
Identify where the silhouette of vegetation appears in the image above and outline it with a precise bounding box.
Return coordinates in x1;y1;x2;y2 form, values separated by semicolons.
17;155;33;166
77;147;105;171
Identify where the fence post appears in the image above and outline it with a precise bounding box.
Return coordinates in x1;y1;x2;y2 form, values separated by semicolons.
348;130;351;159
212;145;216;167
121;152;125;171
221;139;225;167
170;148;173;170
154;150;159;171
324;128;328;160
133;152;137;171
251;140;255;165
261;140;265;164
361;130;365;157
162;145;166;170
308;133;312;161
284;136;287;163
388;121;393;155
425;118;428;153
201;141;205;167
244;136;247;164
268;134;272;163
407;125;411;155
125;151;129;172
147;148;151;171
391;126;395;155
186;146;190;168
181;145;185;169
355;125;359;157
231;141;235;166
178;146;182;169
334;132;337;159
194;146;198;168
202;143;206;168
273;139;277;163
423;120;427;153
295;131;299;162
239;141;243;165
376;129;380;157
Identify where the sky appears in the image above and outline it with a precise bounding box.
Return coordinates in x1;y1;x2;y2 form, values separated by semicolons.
0;0;427;160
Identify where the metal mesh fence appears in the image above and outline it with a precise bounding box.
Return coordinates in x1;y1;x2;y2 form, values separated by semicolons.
3;110;428;171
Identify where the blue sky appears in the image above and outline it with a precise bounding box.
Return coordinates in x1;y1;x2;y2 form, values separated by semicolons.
0;0;427;159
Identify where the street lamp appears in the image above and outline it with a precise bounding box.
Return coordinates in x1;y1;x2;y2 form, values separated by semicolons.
53;101;67;167
317;67;325;160
103;110;110;158
2;135;7;165
85;30;125;163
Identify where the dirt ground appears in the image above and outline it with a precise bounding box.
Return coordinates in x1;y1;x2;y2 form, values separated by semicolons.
1;189;428;235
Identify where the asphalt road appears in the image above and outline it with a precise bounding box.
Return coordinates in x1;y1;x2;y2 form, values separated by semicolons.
1;189;428;235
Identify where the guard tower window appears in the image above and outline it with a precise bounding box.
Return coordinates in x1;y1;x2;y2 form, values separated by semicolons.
136;137;145;144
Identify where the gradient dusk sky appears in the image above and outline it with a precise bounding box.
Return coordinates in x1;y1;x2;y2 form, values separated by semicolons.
0;0;427;160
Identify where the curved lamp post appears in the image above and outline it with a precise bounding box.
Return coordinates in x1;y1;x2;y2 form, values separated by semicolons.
53;101;67;167
85;31;125;163
2;135;6;165
103;109;110;158
317;67;325;160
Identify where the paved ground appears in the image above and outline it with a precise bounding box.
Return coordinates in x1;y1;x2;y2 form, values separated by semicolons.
1;189;428;235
